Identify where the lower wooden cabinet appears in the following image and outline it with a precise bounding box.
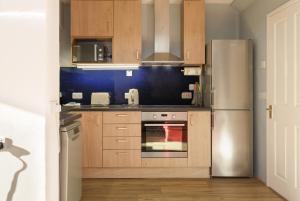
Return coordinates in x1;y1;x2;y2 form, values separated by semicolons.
103;137;141;150
103;150;141;167
188;111;211;167
79;110;211;178
142;158;187;168
80;112;103;168
103;111;141;124
103;124;141;137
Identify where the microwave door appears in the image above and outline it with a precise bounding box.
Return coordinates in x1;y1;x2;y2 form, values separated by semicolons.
73;43;98;63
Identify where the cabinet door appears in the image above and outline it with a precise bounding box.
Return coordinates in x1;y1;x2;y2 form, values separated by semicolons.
80;112;103;168
184;0;205;65
188;111;211;167
103;150;141;167
71;0;113;38
113;0;141;64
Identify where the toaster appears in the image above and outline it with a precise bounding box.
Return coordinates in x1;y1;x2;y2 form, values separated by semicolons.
91;92;110;105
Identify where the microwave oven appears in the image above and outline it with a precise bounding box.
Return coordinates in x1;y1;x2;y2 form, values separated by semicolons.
72;41;107;63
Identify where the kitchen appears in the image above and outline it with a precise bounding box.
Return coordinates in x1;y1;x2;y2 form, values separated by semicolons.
0;0;300;201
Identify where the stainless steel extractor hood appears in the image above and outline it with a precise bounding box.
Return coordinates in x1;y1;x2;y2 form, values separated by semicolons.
142;0;184;66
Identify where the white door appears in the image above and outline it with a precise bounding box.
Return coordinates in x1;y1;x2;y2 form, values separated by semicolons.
267;0;300;200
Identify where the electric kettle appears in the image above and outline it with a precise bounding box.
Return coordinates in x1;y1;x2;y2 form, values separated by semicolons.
126;89;139;105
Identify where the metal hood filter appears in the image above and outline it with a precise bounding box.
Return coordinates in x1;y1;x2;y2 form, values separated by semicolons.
142;0;184;66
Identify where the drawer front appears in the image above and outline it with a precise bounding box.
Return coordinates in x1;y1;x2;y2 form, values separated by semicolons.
103;137;141;150
103;124;141;137
103;150;141;167
142;158;188;168
103;111;141;124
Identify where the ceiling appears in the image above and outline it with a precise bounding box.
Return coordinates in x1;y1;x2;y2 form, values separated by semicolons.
231;0;256;11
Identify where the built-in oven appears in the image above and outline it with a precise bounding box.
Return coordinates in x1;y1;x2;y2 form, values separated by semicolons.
141;112;188;158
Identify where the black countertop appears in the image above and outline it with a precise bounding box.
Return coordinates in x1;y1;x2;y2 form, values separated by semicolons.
62;105;211;112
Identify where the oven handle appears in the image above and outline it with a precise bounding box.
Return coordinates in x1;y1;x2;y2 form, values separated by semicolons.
144;124;186;127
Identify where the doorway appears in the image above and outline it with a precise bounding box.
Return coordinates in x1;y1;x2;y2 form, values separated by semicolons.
267;0;300;200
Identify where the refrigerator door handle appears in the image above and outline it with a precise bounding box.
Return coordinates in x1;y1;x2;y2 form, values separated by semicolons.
211;89;215;107
211;112;214;130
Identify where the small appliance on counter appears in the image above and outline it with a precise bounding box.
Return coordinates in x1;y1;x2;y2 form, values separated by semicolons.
125;89;139;105
91;92;110;105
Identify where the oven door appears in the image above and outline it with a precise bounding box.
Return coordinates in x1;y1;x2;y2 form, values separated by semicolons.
142;121;188;158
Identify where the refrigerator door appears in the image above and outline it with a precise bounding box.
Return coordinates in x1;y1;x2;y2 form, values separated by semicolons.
212;110;253;177
211;40;253;110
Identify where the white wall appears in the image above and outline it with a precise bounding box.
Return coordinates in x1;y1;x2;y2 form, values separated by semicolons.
0;0;59;200
238;0;289;183
205;3;240;43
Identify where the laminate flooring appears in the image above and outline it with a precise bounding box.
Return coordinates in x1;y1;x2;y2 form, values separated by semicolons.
82;178;286;201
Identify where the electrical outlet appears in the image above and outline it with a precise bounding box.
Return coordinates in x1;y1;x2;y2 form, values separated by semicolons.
72;92;83;100
181;92;192;99
126;70;133;77
189;84;195;91
124;93;129;99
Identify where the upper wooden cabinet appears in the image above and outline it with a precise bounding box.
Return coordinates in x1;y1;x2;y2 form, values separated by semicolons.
113;0;141;64
71;0;113;38
183;0;205;65
188;111;211;167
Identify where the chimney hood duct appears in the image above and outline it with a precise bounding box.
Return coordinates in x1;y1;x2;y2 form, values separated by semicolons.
142;0;184;66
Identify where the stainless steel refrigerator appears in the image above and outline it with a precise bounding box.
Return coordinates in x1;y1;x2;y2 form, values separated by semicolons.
204;40;253;177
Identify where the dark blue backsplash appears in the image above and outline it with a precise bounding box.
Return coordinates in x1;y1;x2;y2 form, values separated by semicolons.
60;67;199;105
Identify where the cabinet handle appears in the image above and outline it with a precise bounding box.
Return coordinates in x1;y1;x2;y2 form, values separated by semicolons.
116;152;128;155
116;127;128;130
116;114;128;117
136;50;140;60
116;139;128;143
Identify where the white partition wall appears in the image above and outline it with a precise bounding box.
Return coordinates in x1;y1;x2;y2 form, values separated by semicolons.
0;0;60;201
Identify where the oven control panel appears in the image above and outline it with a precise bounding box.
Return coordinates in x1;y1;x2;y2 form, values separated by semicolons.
142;112;187;121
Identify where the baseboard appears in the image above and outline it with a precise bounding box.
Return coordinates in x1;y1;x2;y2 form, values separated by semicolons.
83;167;210;178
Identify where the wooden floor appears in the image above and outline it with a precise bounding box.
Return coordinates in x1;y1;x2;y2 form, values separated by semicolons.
82;178;286;201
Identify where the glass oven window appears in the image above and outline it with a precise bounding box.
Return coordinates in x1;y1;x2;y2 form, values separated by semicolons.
142;121;187;152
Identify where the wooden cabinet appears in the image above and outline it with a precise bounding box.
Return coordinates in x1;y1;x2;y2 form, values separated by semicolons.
103;137;141;150
113;0;141;64
103;111;142;167
142;158;187;168
103;111;141;124
80;112;103;168
183;0;205;65
71;0;113;38
103;150;141;167
188;111;211;167
103;124;141;137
